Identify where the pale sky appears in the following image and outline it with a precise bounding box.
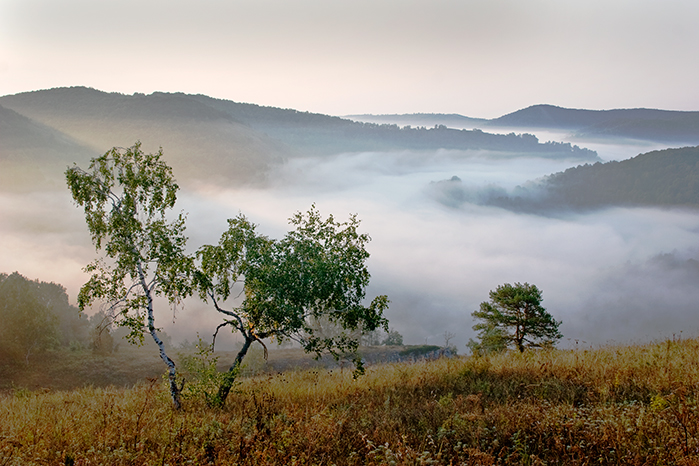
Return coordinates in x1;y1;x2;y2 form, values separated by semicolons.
2;0;698;117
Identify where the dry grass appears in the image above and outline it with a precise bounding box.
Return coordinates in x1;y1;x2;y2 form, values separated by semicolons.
2;338;699;465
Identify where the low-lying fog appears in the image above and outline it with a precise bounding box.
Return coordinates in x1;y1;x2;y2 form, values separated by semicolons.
2;133;697;352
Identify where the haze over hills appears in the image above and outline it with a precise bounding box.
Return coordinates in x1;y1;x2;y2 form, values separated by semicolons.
186;93;597;159
3;86;699;350
0;104;95;191
349;105;699;145
0;87;287;188
490;105;699;144
0;87;601;192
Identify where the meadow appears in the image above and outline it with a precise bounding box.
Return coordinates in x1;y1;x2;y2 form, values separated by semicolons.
1;338;698;465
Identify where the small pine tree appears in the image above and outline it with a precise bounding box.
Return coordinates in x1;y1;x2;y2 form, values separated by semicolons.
471;282;561;353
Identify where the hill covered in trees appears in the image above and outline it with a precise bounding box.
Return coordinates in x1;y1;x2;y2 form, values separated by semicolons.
489;105;699;144
430;146;699;213
348;105;699;144
0;87;599;192
518;146;699;211
0;272;90;364
190;93;598;159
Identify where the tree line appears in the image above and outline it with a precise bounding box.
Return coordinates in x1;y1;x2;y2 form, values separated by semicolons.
0;272;93;364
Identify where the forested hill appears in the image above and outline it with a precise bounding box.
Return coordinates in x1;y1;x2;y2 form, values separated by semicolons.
494;146;699;212
344;113;488;129
0;87;288;188
186;93;597;159
489;105;699;144
0;88;599;173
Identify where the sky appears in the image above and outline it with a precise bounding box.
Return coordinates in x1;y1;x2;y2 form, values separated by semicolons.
2;0;699;118
1;0;699;352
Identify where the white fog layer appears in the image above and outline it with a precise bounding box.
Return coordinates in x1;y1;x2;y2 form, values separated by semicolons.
3;135;696;352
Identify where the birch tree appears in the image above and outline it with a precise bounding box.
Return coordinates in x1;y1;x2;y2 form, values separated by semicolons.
66;142;191;408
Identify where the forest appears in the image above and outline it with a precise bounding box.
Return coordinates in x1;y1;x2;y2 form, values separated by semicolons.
513;146;699;212
430;146;699;213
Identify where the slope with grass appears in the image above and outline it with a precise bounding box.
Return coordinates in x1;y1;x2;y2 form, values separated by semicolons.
2;338;698;465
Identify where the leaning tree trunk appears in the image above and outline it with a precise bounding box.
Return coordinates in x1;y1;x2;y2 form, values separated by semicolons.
216;336;254;407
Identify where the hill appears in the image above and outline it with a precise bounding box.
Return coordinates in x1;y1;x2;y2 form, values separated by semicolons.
187;93;598;159
0;88;600;192
499;146;699;212
0;87;288;188
429;146;699;212
489;104;699;144
0;104;95;191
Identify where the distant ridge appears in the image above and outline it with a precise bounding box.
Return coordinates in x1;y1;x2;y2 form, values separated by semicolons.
349;105;699;144
0;87;600;181
344;113;487;129
488;104;699;143
0;87;288;187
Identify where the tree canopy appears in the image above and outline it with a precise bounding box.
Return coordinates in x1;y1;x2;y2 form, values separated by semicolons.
194;208;389;405
470;282;561;354
0;272;60;365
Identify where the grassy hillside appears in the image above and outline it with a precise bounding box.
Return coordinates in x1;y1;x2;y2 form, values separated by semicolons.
2;338;699;465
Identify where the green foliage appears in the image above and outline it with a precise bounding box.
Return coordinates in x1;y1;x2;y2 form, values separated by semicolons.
466;322;508;356
65;142;191;321
382;330;404;346
66;142;192;408
194;205;390;404
178;337;239;407
472;282;561;353
0;272;60;364
494;146;699;212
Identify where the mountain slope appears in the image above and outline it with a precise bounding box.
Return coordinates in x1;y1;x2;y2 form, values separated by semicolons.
503;146;699;211
187;94;598;160
0;87;288;187
0;104;96;191
1;88;603;191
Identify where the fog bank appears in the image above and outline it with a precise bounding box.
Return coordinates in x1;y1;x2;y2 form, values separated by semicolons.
2;142;697;352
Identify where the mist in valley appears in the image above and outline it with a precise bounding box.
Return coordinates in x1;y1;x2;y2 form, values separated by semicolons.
2;130;697;354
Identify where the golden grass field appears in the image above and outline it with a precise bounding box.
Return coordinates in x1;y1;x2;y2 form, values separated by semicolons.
1;338;699;465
